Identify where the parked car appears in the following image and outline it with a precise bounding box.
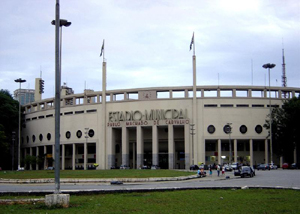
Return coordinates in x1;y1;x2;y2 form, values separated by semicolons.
250;166;256;176
120;165;130;169
269;164;278;170
240;166;254;178
291;163;299;169
256;164;270;170
230;162;239;170
282;163;289;169
234;169;241;176
141;165;150;169
224;164;233;171
190;165;199;170
151;165;160;170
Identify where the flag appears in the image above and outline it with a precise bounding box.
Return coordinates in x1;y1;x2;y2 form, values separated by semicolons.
100;40;104;57
190;32;194;51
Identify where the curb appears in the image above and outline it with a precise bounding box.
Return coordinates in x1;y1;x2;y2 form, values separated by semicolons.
0;175;200;184
0;186;299;196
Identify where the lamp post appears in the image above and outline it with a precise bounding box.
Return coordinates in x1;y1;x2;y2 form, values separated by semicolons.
262;63;276;165
224;123;232;164
190;124;195;165
14;78;26;170
51;0;71;194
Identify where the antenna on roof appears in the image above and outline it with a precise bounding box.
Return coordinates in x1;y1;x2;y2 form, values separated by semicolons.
282;39;287;98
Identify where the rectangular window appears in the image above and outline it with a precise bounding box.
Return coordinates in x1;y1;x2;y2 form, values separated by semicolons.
75;110;84;114
237;104;249;107
78;147;84;154
204;104;218;107
88;158;96;163
88;145;96;154
220;104;233;107
87;109;97;113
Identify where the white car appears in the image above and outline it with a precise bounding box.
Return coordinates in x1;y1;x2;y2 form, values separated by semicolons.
120;165;130;169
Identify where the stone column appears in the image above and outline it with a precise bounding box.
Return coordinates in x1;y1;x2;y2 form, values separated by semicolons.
265;139;269;164
184;123;190;169
249;139;253;167
72;144;76;170
62;144;65;170
107;127;115;169
36;147;39;170
132;142;136;169
168;125;174;169
122;126;129;166
218;139;221;165
29;147;32;170
152;125;159;166
136;126;144;169
234;139;237;163
44;146;47;169
84;143;87;170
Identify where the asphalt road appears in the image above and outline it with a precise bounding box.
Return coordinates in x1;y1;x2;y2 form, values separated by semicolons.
0;169;299;194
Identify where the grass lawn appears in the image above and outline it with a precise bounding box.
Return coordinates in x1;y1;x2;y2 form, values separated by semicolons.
0;169;196;179
1;189;300;213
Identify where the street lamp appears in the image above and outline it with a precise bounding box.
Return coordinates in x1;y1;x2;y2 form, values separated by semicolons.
52;0;71;194
262;63;276;165
14;78;26;171
224;123;232;164
190;124;195;165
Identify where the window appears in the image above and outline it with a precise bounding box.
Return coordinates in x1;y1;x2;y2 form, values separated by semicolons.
255;125;263;134
88;129;95;138
66;131;71;139
32;135;36;143
240;125;247;134
77;130;82;138
39;134;43;141
207;125;215;134
47;133;51;141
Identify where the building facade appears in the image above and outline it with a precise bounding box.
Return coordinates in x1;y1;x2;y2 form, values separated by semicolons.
14;89;35;105
21;85;300;170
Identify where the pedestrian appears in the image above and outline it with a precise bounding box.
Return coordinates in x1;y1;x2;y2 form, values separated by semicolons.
209;167;212;177
222;166;225;176
217;165;220;176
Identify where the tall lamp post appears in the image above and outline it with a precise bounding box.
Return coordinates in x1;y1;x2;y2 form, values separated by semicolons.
262;63;276;165
51;0;71;194
14;78;26;170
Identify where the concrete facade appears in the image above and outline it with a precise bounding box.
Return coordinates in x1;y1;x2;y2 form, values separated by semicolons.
21;85;300;170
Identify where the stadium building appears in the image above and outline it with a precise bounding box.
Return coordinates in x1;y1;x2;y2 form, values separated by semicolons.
20;61;300;170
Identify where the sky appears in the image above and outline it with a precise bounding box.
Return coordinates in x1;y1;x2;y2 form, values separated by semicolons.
0;0;299;99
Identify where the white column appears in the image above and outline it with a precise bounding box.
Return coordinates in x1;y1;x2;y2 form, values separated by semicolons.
168;124;174;169
132;142;136;169
265;139;269;164
249;139;253;167
137;126;144;169
184;123;190;169
152;125;159;166
36;147;39;170
218;139;221;165
29;147;32;170
72;144;76;170
62;144;65;170
294;147;297;163
122;126;129;166
84;143;87;170
234;139;237;163
107;127;115;169
44;146;47;169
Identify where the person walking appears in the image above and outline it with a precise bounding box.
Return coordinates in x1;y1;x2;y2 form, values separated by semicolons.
217;165;220;176
209;167;213;177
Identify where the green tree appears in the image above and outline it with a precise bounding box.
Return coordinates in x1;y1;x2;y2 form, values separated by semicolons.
264;96;300;163
0;89;19;169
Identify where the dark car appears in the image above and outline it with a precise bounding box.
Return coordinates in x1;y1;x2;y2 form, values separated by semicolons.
291;163;299;169
240;166;254;178
256;164;270;170
190;165;199;170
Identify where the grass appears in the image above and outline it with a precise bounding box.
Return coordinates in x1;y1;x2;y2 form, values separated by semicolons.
1;189;300;213
0;169;196;179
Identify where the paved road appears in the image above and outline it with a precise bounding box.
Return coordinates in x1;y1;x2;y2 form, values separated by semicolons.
0;169;299;194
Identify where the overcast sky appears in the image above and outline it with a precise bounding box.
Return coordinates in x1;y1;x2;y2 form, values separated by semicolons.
0;0;299;99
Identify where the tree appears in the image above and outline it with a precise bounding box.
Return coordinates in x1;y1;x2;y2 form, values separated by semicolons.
0;90;19;169
264;96;300;163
